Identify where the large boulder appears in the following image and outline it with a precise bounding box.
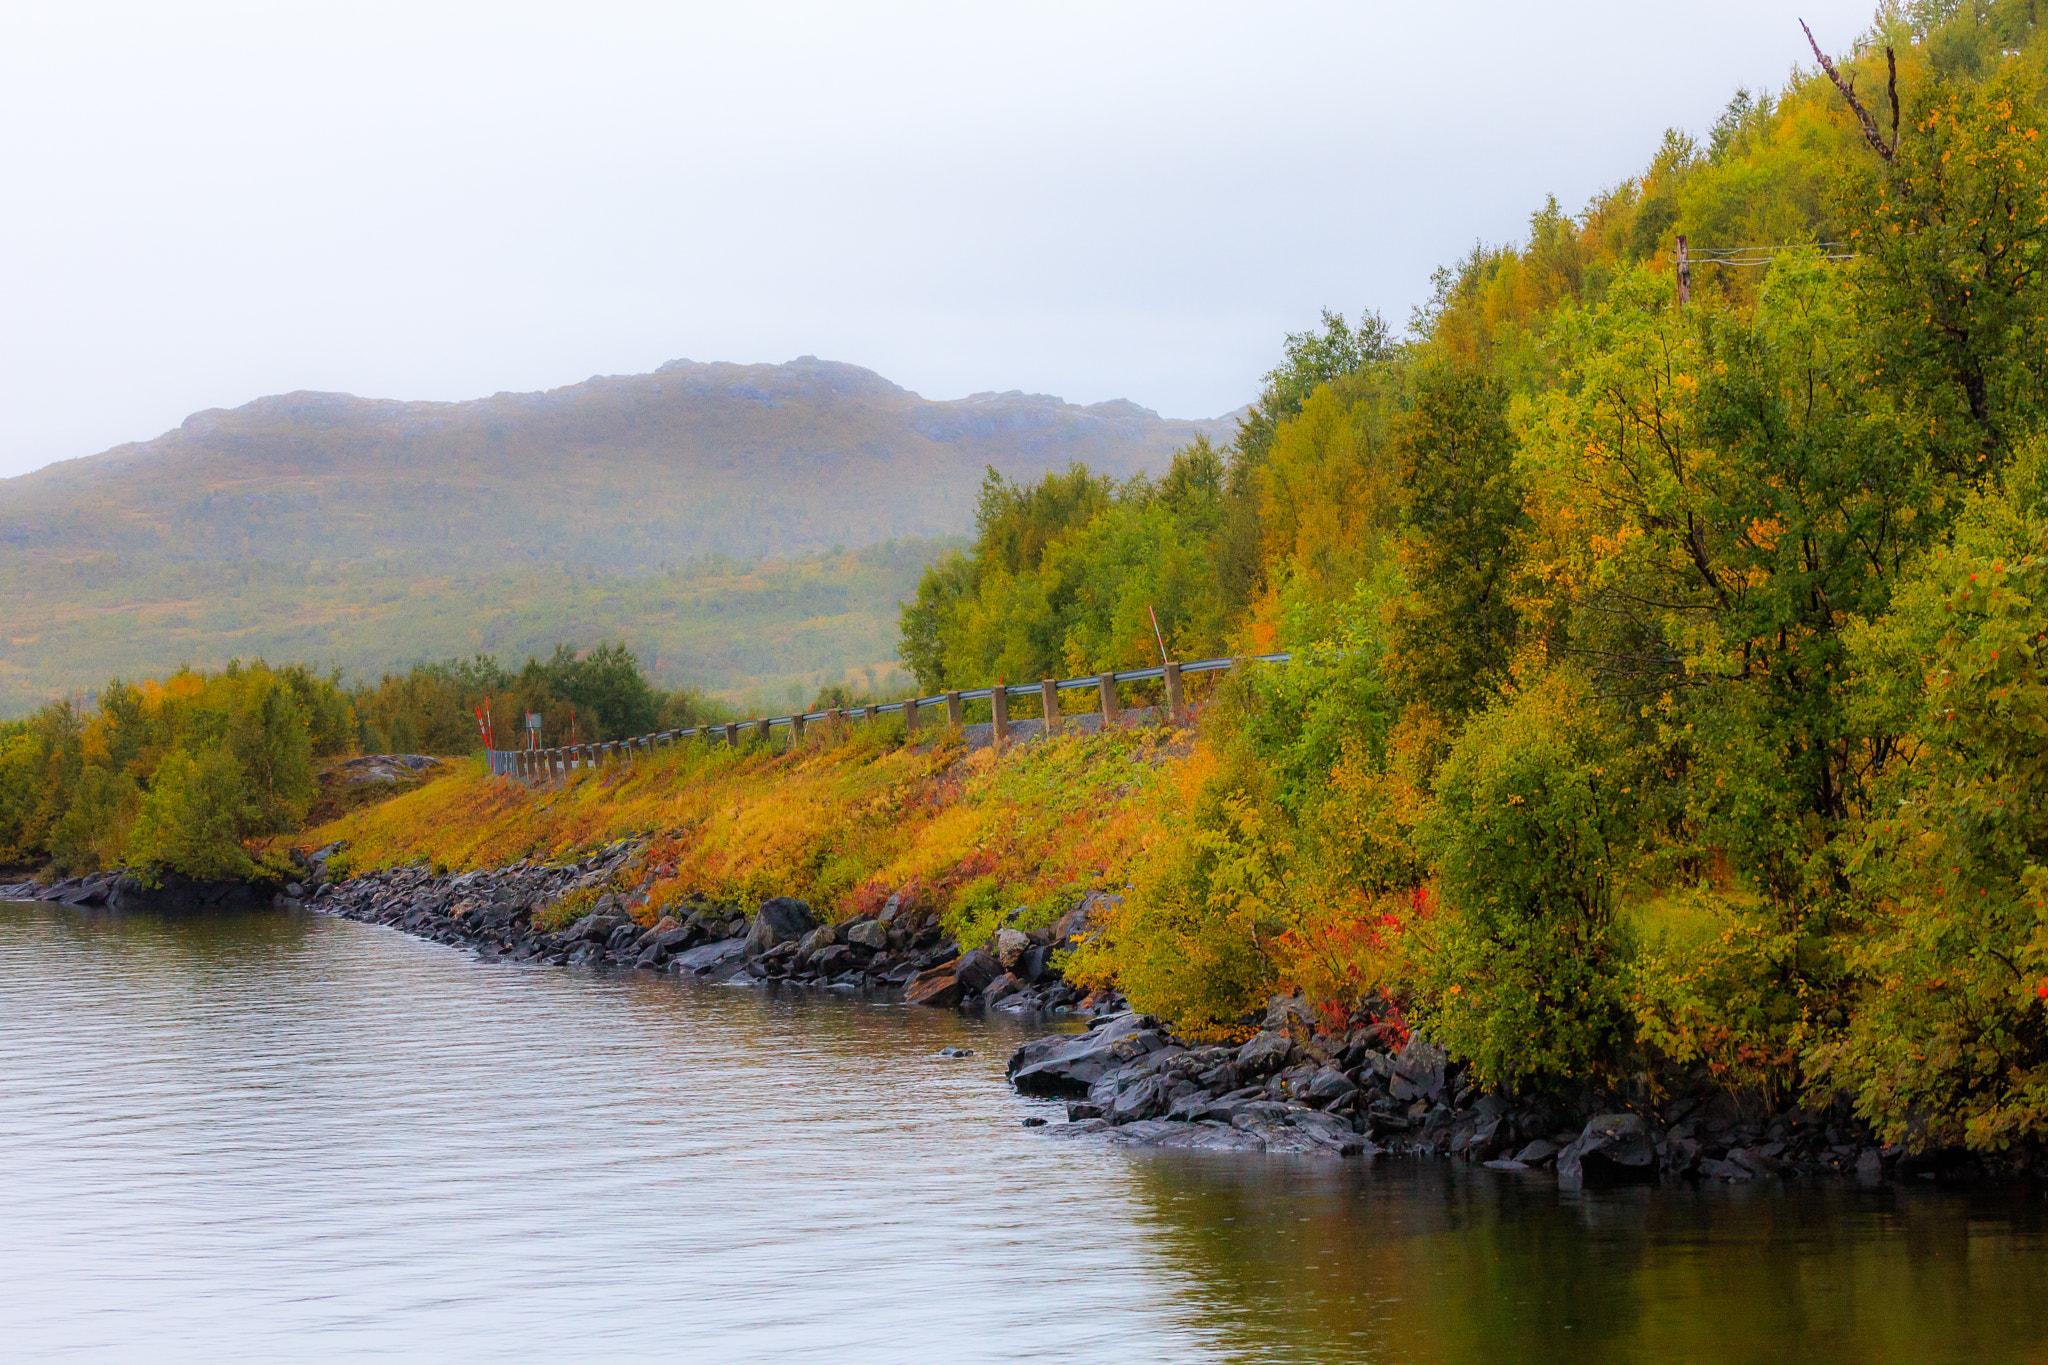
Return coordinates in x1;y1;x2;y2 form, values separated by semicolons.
1389;1036;1447;1102
568;911;631;943
672;937;746;979
1007;1014;1169;1098
996;927;1031;972
904;962;966;1008
1107;1120;1267;1152
1557;1113;1658;1187
845;920;889;951
1235;1030;1295;1077
1086;1047;1188;1112
745;897;817;957
954;947;1000;992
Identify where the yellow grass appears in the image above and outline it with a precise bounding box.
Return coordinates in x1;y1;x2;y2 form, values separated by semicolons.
305;721;1190;931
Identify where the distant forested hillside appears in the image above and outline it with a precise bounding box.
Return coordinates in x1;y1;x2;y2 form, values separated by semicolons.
0;357;1235;712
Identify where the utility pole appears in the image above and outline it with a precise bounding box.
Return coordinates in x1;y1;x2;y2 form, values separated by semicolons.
1676;234;1690;306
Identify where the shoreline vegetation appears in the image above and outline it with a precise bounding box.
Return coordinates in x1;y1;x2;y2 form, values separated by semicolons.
9;6;2048;1184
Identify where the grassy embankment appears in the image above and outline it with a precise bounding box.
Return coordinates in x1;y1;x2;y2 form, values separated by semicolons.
303;716;1193;950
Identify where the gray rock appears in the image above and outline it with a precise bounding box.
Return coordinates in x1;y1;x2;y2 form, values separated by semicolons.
1303;1067;1358;1109
996;927;1030;972
1017;944;1058;983
845;920;889;951
953;947;1000;992
1263;993;1317;1034
795;925;837;958
1390;1037;1447;1101
745;897;817;956
1514;1138;1559;1165
1557;1113;1658;1187
1235;1030;1294;1077
672;937;746;978
1107;1120;1268;1152
1040;1118;1111;1140
1008;1014;1167;1097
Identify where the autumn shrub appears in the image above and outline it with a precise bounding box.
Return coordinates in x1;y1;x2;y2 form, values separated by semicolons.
1411;670;1640;1087
1811;487;2048;1151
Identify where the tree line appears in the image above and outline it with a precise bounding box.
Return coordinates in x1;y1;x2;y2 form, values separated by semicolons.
0;642;702;883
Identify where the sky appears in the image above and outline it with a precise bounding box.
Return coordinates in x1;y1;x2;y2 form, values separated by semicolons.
0;0;1879;480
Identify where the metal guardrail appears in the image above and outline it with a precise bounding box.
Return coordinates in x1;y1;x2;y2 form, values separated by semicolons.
487;651;1294;779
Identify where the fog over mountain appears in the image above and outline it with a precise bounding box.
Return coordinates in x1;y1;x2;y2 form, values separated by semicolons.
2;357;1241;568
0;357;1241;713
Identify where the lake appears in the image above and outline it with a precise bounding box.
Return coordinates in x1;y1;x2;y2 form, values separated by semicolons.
3;900;2043;1363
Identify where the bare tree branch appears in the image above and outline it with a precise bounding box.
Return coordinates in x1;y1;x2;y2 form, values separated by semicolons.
1801;19;1895;162
1887;44;1900;148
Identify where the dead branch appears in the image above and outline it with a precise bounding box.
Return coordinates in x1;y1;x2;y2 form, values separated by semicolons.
1801;19;1895;162
1887;44;1900;148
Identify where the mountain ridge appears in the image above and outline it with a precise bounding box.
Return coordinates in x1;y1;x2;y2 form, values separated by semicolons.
0;355;1244;713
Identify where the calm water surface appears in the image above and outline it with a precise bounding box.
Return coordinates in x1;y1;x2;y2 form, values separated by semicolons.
4;901;2045;1363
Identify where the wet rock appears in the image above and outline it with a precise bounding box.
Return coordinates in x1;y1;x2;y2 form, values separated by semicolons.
905;962;967;1008
745;897;817;956
1514;1138;1559;1166
936;1046;975;1059
672;937;746;978
1040;1117;1111;1140
1007;1013;1167;1098
1557;1113;1658;1187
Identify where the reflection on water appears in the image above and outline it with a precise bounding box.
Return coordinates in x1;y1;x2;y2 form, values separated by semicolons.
2;901;2043;1364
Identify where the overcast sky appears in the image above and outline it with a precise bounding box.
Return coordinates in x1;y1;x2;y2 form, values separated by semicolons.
0;1;1877;479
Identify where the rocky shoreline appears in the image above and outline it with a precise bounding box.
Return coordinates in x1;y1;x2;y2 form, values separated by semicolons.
5;855;1983;1188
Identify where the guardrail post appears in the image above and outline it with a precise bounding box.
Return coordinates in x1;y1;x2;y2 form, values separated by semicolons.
1098;672;1121;724
904;697;920;736
753;718;770;745
725;721;739;747
945;691;962;729
863;703;877;728
829;707;844;743
991;686;1008;746
1165;661;1185;725
1040;678;1061;733
790;713;806;747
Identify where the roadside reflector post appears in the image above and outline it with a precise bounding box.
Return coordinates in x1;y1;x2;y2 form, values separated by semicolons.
1098;672;1121;724
1165;661;1185;725
991;685;1008;746
945;691;962;729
